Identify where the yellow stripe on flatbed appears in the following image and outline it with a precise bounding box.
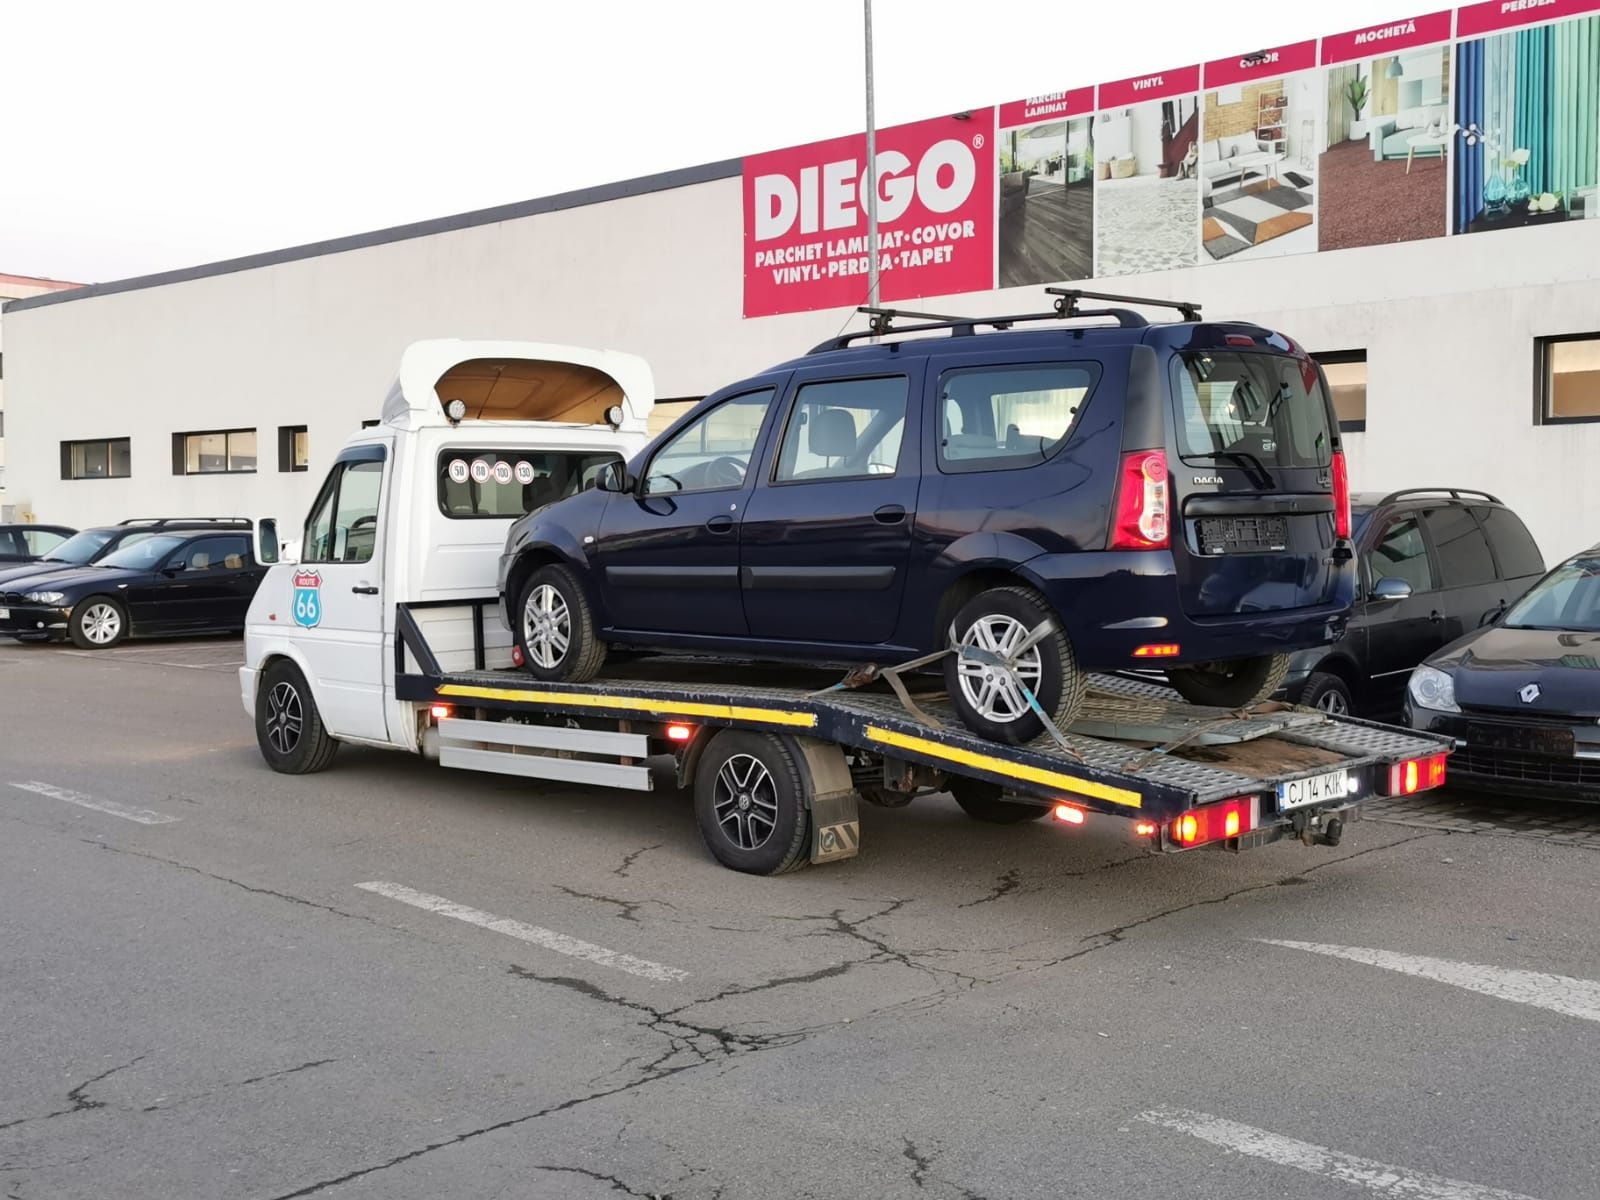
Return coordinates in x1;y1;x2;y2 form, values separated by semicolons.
436;683;818;729
864;725;1142;809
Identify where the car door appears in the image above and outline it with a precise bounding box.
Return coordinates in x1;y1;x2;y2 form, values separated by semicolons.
285;444;391;741
188;534;261;629
1362;510;1448;713
0;529;24;563
151;535;249;629
592;384;782;637
1473;504;1546;619
1420;505;1503;637
739;368;922;646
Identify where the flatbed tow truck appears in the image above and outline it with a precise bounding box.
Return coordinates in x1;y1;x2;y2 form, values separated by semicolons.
243;339;1451;875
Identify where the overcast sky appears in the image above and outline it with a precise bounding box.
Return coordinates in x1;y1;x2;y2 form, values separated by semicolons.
4;0;1416;284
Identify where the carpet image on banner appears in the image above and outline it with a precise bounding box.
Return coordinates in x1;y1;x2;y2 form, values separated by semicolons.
1094;66;1202;277
995;89;1095;288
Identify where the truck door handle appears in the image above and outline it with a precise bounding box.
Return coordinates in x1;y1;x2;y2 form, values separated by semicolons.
873;504;907;525
705;515;735;534
351;585;379;595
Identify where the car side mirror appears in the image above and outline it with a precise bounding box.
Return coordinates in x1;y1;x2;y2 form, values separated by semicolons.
595;462;637;494
160;564;185;577
1371;577;1412;603
258;518;280;565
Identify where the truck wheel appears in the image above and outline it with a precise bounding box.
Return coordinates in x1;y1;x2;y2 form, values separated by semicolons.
1299;671;1354;716
517;563;605;683
949;776;1050;824
256;659;339;774
1166;652;1291;709
68;596;128;649
944;586;1084;744
693;730;811;875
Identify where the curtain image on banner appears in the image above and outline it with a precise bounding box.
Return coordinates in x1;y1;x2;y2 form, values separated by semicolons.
1094;96;1201;275
1200;73;1321;262
1453;16;1600;234
997;107;1094;287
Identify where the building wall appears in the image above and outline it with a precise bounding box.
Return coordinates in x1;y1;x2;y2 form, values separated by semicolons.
5;173;1599;561
0;274;80;518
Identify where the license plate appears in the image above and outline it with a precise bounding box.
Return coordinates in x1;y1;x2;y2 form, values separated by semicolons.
1278;769;1357;811
1467;723;1574;756
0;608;9;620
1196;514;1289;555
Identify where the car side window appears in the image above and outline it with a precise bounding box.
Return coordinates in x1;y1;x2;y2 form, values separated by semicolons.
773;377;908;483
1421;506;1496;588
303;459;384;564
174;535;250;572
1368;516;1435;594
1472;505;1544;580
642;389;775;496
24;529;68;556
937;363;1099;474
0;530;20;556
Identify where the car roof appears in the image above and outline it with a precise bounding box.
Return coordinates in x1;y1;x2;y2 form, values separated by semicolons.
1350;490;1508;517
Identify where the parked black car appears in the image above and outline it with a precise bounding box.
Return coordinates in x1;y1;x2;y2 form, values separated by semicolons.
0;523;74;563
1406;545;1600;802
0;518;256;591
501;293;1357;742
0;527;265;647
1282;489;1545;718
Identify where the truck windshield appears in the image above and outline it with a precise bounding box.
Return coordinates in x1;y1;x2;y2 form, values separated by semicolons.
1504;558;1600;632
1173;351;1333;470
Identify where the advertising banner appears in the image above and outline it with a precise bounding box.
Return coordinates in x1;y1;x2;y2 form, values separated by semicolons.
742;109;996;318
996;87;1096;289
1456;0;1600;37
1094;65;1203;277
1320;10;1454;61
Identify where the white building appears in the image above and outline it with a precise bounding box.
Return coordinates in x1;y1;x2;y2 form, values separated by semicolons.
0;272;81;519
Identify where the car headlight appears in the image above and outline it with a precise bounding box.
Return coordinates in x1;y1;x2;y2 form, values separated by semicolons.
1408;665;1459;713
23;591;65;605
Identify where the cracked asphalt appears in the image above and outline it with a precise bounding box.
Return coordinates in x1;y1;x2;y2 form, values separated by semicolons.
3;638;1599;1199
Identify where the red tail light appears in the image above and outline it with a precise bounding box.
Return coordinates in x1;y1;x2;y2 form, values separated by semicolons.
1387;753;1447;796
1170;795;1258;848
1110;449;1169;550
1331;450;1351;540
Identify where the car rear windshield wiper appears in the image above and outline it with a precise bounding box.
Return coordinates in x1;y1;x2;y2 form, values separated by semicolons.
1187;450;1276;489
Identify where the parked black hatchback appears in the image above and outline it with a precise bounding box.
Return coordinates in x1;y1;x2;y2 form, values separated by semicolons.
1283;489;1545;717
501;291;1357;743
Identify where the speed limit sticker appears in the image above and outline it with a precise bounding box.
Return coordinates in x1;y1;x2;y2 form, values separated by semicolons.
469;459;491;483
513;460;535;485
491;461;514;485
447;459;469;484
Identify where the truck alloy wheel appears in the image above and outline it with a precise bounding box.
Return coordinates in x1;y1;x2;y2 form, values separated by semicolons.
255;660;339;774
693;730;811;874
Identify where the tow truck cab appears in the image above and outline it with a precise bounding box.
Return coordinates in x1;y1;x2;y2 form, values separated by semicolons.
240;340;653;750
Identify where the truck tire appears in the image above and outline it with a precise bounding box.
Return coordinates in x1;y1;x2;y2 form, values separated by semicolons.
949;776;1050;824
1166;652;1292;709
1299;670;1354;716
256;659;339;774
693;730;811;875
68;596;128;649
944;585;1084;744
516;563;605;683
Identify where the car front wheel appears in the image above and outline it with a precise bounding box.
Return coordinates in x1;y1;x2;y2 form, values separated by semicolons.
944;586;1085;744
68;597;128;649
516;563;605;683
1166;653;1291;709
1299;670;1354;716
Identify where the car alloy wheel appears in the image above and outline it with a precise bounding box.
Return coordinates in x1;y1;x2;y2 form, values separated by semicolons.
80;602;122;645
954;613;1043;724
712;753;779;851
521;583;571;670
1314;688;1348;715
264;681;304;754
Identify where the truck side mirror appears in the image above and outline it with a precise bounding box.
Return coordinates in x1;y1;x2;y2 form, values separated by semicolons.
1371;577;1412;603
258;518;280;565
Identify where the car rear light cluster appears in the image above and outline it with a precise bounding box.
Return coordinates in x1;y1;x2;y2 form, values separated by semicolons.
1170;795;1258;848
1110;449;1169;550
1331;450;1351;540
1386;753;1447;796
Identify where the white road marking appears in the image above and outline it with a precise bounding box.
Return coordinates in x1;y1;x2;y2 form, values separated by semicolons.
1137;1107;1544;1200
9;780;179;826
1260;939;1600;1024
354;881;688;983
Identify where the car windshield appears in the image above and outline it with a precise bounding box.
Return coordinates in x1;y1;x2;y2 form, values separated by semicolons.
1504;557;1600;632
39;529;116;564
1173;350;1334;469
98;533;188;570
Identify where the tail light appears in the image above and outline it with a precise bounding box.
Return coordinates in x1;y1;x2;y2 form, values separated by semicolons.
1052;803;1086;824
665;722;693;742
1331;450;1351;539
1386;753;1447;796
1170;795;1258;848
1110;449;1169;550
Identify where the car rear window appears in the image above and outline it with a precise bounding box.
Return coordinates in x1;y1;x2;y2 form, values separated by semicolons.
438;449;621;518
1421;506;1496;588
1173;351;1333;469
936;363;1099;474
1473;505;1544;580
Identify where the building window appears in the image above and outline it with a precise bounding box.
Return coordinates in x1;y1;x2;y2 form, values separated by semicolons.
1537;334;1600;424
60;437;132;480
1313;351;1366;433
361;419;380;429
278;425;309;472
173;428;257;474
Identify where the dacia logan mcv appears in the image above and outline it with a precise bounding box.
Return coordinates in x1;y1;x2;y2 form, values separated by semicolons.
499;302;1355;743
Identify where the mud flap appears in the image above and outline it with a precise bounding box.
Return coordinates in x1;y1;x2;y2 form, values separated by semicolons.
790;736;861;865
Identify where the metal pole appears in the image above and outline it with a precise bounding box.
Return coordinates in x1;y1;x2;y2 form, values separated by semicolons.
864;0;879;309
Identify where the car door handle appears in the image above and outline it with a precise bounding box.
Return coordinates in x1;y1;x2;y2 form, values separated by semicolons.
1428;609;1442;623
705;515;735;534
351;585;379;595
873;504;907;525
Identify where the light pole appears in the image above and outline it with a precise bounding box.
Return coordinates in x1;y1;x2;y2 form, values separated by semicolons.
864;0;879;309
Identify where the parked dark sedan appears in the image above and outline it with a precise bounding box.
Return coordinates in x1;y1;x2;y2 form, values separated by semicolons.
0;523;74;564
0;529;265;647
1405;546;1600;801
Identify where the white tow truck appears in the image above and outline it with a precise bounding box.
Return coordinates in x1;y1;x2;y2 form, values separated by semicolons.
241;339;1451;876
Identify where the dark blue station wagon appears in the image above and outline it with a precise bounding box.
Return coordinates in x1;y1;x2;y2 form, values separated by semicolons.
500;294;1356;742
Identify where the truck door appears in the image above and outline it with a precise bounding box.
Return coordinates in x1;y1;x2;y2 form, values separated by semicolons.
288;444;390;741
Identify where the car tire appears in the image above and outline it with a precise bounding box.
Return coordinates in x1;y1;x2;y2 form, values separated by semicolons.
948;775;1050;824
944;586;1085;744
693;730;811;875
256;659;339;774
1299;671;1355;716
68;596;128;649
1166;652;1292;709
516;563;605;683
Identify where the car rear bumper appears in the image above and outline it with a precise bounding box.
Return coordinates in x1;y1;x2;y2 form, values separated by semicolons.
0;604;71;637
1406;702;1600;801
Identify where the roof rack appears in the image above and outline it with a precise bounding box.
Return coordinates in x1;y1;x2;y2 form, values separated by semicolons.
115;517;254;528
808;288;1202;354
1375;488;1503;507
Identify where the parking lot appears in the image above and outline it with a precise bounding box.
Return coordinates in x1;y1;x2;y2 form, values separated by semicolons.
4;635;1599;1200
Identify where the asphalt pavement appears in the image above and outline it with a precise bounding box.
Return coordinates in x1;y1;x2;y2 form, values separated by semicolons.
3;636;1598;1200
